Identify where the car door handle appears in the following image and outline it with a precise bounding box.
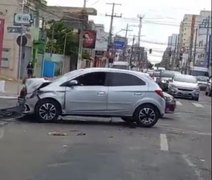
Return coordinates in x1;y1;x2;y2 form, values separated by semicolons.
134;92;142;96
97;91;106;96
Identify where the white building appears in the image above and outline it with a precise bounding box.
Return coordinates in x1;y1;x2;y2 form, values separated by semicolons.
190;10;211;76
177;10;211;75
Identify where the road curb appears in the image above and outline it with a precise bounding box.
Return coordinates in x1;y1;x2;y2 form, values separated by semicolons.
0;95;18;99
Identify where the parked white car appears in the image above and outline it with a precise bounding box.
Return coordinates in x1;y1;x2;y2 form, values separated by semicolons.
19;68;165;127
168;74;200;101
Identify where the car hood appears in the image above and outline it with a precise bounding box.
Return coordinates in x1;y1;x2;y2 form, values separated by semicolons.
163;92;172;98
25;78;51;94
173;81;198;89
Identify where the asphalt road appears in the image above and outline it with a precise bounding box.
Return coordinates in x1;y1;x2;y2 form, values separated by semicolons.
0;93;211;180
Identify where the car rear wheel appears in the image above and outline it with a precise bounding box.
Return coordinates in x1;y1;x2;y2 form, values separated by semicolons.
134;104;159;128
35;99;60;122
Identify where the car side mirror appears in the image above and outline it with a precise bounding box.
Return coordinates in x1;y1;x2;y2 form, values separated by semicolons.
61;80;79;87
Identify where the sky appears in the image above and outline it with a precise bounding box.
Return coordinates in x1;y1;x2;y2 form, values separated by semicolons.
47;0;211;64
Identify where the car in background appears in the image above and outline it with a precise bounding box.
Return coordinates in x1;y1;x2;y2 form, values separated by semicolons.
112;61;130;70
158;70;181;91
196;76;209;91
168;74;199;101
205;77;212;96
19;68;165;128
164;92;176;113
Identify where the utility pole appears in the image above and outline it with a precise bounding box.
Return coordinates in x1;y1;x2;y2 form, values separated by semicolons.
205;16;210;68
83;0;87;8
122;24;133;39
77;0;87;69
121;24;133;61
106;3;122;52
137;15;143;70
137;16;143;48
187;15;195;74
193;28;198;67
17;0;25;94
129;36;135;68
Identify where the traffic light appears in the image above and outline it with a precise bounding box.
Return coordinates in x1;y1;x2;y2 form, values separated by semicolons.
149;49;152;54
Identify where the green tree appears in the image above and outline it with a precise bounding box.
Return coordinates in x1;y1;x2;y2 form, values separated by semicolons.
45;20;79;56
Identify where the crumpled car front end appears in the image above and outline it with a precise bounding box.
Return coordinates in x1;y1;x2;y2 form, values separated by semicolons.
18;78;51;115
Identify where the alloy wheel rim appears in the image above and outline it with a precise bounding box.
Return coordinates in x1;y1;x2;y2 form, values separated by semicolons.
139;108;156;125
39;103;56;121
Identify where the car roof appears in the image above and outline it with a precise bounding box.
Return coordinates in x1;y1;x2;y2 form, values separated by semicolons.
174;74;196;78
80;68;150;80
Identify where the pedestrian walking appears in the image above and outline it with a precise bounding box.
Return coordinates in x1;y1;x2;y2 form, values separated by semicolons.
27;61;34;78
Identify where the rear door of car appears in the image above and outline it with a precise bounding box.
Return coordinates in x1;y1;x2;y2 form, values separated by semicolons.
106;72;147;116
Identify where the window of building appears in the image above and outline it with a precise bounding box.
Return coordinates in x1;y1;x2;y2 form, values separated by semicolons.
1;48;10;68
107;72;146;86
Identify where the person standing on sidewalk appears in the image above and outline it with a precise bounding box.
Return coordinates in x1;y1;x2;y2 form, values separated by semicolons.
27;61;34;78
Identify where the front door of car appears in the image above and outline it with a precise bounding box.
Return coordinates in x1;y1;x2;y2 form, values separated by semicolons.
106;72;147;116
64;72;108;115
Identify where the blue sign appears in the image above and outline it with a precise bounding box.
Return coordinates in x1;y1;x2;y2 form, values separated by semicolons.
113;40;125;49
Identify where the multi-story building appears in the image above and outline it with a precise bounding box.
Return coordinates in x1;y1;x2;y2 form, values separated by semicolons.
0;0;47;80
168;34;178;69
177;10;211;75
190;10;211;76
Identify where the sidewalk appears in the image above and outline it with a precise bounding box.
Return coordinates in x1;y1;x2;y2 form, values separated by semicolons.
0;78;22;99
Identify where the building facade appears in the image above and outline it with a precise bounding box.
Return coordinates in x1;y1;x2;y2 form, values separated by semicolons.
0;0;47;80
177;10;211;75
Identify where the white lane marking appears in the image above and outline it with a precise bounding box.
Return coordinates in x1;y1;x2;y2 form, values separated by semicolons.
159;125;212;136
160;134;169;151
182;154;203;180
176;101;182;106
192;103;204;108
0;128;4;139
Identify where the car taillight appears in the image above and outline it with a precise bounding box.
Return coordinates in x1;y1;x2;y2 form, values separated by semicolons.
155;89;164;98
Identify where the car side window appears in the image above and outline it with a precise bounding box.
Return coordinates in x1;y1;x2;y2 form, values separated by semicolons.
107;72;146;86
75;72;106;86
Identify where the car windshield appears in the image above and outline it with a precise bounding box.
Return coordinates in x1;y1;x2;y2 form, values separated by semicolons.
174;75;197;83
196;76;209;82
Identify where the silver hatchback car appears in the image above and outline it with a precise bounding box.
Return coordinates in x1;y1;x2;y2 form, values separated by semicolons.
19;68;165;127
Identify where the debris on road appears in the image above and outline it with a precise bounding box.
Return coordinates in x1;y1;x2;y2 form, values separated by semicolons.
70;129;80;132
63;145;68;148
48;132;68;136
77;132;86;136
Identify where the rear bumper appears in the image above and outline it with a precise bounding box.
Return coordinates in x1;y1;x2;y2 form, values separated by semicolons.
165;102;176;113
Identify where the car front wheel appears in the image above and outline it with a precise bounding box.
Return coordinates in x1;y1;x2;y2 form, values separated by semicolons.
134;104;160;128
35;99;60;122
193;97;199;101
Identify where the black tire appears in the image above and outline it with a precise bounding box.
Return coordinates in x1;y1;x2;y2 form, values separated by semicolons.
193;97;199;101
121;117;134;123
134;104;160;128
35;99;60;123
205;91;208;96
